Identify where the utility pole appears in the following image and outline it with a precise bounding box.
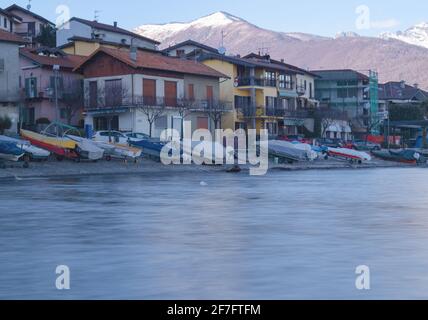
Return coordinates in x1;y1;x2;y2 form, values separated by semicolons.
53;64;60;130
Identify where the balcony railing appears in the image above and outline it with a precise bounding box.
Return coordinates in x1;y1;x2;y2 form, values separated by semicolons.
85;96;233;112
236;77;277;88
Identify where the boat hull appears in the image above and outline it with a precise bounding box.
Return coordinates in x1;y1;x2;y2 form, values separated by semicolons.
0;141;25;162
328;148;371;162
21;130;77;159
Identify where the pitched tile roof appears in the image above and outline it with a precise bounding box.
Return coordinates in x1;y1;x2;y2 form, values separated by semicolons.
163;40;219;54
68;17;160;45
74;47;228;78
0;29;26;44
5;4;54;25
379;82;428;101
20;48;86;69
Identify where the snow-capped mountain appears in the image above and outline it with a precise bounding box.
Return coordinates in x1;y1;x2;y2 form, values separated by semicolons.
381;22;428;49
135;12;428;90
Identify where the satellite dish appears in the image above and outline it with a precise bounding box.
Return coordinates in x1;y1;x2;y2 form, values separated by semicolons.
218;46;226;55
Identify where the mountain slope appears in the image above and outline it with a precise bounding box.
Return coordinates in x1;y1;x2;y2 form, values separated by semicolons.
135;12;428;89
381;22;428;49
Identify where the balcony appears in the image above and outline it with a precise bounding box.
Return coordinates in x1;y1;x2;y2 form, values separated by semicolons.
236;77;277;88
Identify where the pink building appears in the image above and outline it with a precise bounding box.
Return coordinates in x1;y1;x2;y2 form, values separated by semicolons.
19;47;85;128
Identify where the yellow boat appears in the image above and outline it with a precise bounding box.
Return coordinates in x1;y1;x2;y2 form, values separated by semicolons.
20;129;77;158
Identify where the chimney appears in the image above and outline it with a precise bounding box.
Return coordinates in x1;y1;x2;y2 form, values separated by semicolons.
414;83;419;89
130;47;137;62
280;59;285;63
400;80;406;89
114;21;118;28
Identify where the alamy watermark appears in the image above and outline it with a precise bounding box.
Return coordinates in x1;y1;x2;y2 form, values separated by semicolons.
159;121;269;176
55;265;71;290
355;265;371;290
355;5;399;30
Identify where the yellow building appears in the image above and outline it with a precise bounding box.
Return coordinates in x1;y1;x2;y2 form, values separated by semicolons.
197;52;319;136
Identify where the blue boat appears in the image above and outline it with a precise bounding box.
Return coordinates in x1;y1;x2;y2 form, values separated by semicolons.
129;139;167;159
0;141;25;162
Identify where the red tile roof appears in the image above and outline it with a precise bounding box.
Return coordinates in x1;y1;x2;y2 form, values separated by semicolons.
0;29;26;44
20;48;86;69
75;47;228;78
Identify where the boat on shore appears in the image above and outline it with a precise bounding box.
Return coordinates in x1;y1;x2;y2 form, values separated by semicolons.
268;140;312;163
20;129;78;160
93;141;142;161
372;149;422;164
0;141;25;162
0;135;50;160
66;135;104;161
129;139;167;159
327;147;371;163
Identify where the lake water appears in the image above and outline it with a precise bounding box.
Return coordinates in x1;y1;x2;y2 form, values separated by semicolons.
1;168;428;300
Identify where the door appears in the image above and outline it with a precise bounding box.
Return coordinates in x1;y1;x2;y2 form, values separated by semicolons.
206;86;214;106
164;81;177;107
143;79;156;105
197;117;209;130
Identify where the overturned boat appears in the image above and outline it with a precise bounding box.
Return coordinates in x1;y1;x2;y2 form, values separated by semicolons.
268;140;312;163
0;135;50;160
66;135;104;161
372;149;422;164
0;141;25;162
93;141;142;161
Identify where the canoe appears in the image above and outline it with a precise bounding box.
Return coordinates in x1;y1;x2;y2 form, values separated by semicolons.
66;135;104;161
0;135;50;160
328;147;371;162
21;129;78;159
372;150;420;164
0;141;25;162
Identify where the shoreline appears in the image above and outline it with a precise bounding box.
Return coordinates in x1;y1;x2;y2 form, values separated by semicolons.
0;157;422;181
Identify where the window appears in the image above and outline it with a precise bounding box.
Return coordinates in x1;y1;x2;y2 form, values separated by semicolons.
27;22;36;36
60;108;68;119
176;49;185;57
143;79;156;105
206;85;213;103
187;84;195;101
264;71;276;87
155;116;168;129
266;122;278;135
279;74;292;89
89;81;98;108
197;117;209;130
25;77;38;98
0;58;4;73
265;96;277;107
3;18;7;29
164;81;177;107
105;79;123;107
309;83;313;98
234;96;251;108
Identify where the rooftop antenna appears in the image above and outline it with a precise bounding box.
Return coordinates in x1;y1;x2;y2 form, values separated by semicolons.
258;43;270;56
94;10;101;21
218;30;227;55
27;0;32;11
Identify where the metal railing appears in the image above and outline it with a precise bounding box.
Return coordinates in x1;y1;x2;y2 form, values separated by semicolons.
236;77;277;88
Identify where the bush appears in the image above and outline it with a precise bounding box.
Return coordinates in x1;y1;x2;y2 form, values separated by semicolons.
0;115;12;134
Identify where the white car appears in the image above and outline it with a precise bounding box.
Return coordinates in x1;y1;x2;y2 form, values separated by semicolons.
124;132;151;142
92;131;129;144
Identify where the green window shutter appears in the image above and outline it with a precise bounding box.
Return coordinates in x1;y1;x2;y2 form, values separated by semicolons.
25;78;31;98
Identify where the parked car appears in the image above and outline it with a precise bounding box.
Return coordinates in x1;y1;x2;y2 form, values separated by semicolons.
92;131;129;144
349;140;381;151
124;132;151;142
316;138;343;148
279;135;313;144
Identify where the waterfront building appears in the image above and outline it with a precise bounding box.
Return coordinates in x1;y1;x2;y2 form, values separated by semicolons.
19;47;85;128
73;47;229;138
378;81;428;112
0;29;25;133
57;18;160;56
312;69;379;138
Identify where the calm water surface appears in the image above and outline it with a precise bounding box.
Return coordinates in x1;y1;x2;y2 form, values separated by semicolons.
1;168;428;299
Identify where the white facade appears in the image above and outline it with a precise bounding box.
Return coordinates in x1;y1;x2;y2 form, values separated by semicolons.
0;12;12;32
57;19;158;50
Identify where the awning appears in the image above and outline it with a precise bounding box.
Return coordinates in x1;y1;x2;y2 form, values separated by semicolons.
85;107;130;116
279;90;299;98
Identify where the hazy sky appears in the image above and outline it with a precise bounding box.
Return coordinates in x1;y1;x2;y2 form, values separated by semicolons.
4;0;428;36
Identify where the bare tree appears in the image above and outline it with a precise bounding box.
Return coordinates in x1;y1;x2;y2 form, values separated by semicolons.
206;100;231;130
135;95;166;138
316;106;348;138
61;78;84;125
89;81;130;142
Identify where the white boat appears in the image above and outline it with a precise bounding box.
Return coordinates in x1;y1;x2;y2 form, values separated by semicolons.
328;147;371;162
0;135;50;160
93;141;142;160
268;140;313;162
66;135;104;161
291;142;319;161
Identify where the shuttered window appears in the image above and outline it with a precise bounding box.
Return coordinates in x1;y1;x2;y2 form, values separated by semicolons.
164;81;177;107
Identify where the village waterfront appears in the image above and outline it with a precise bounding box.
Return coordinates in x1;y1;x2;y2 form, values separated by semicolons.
1;166;428;299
